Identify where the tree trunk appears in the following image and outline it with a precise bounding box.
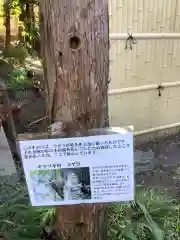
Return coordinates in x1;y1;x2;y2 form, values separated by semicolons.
4;0;11;55
18;6;25;43
18;25;24;43
39;0;109;239
25;3;35;46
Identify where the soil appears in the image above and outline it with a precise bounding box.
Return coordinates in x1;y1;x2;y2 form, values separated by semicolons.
135;135;180;198
13;89;47;134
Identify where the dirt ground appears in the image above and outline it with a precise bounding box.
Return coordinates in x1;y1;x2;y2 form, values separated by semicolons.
135;134;180;198
13;89;46;134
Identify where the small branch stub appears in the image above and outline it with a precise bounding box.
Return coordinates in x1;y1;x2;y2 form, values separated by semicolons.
69;35;81;51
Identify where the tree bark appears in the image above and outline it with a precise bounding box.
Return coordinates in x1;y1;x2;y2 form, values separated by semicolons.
39;0;109;239
25;3;35;44
4;0;11;55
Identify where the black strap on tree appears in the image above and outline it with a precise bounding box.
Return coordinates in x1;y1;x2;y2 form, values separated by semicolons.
125;33;137;50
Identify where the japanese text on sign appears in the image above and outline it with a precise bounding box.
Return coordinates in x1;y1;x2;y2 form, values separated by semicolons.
19;132;134;207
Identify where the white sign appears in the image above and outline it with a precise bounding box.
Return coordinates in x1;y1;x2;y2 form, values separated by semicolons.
19;133;134;206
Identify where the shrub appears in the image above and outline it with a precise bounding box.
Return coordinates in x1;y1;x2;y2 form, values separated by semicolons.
7;66;32;90
0;179;55;239
108;188;180;240
3;41;27;64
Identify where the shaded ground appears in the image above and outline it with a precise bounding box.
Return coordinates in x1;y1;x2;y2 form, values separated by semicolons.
17;89;46;133
135;134;180;198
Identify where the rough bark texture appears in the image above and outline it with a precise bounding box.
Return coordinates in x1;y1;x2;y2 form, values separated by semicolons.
39;0;109;239
4;0;11;55
25;3;35;46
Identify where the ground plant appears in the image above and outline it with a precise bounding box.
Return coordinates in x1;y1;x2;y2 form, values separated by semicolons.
0;178;179;239
108;187;180;240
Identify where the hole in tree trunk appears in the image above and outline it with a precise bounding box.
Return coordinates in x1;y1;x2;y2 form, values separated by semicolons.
69;36;81;51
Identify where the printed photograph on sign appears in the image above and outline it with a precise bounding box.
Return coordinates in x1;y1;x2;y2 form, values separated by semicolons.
20;131;134;205
30;167;91;202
